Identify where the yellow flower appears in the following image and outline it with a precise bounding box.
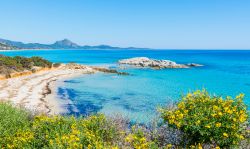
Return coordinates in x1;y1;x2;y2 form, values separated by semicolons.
205;125;211;129
215;122;221;127
176;122;181;128
223;133;229;138
239;114;247;122
227;109;233;114
49;139;54;145
213;105;219;110
198;143;202;149
187;93;192;98
239;135;244;140
178;113;184;119
140;137;146;142
236;93;244;99
211;113;217;117
178;102;185;109
125;135;133;143
170;115;175;119
169;119;174;124
166;144;172;148
215;146;220;149
87;144;92;149
184;110;189;114
224;106;229;112
232;124;236;130
218;112;223;116
196;120;201;125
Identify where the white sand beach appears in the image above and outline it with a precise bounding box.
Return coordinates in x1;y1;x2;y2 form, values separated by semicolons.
0;64;96;114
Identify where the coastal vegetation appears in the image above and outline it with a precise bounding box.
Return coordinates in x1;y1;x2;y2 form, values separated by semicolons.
0;90;249;148
0;55;52;70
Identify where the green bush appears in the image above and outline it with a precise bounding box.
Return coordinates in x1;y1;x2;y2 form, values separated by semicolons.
14;56;34;69
30;56;52;68
0;56;23;70
0;55;52;73
161;90;249;148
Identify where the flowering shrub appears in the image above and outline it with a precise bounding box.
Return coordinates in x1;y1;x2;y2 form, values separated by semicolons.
161;90;249;148
125;126;157;149
4;130;34;148
33;114;121;148
1;113;121;148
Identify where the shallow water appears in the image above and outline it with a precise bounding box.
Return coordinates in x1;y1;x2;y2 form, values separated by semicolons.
1;49;250;123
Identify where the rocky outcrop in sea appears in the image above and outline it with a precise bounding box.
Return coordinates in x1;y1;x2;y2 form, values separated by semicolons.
118;57;203;69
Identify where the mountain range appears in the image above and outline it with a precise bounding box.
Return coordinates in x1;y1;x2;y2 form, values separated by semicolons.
0;38;145;50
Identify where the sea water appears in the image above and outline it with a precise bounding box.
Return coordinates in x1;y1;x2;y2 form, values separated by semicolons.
1;49;250;123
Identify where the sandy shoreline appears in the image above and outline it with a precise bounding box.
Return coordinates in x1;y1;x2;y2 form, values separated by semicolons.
0;64;96;115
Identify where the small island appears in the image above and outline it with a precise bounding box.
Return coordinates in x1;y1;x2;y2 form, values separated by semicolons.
118;57;203;69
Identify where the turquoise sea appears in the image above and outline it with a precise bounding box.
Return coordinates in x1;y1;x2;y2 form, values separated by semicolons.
1;49;250;123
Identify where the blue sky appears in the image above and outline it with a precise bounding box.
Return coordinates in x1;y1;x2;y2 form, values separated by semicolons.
1;0;250;49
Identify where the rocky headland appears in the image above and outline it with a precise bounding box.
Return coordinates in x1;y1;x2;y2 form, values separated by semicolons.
118;57;203;69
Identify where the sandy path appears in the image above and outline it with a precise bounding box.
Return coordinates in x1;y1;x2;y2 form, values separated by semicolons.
0;65;95;114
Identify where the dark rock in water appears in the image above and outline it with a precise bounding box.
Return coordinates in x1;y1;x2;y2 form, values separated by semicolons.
186;63;203;67
111;97;121;100
92;67;130;75
64;80;81;83
118;57;203;69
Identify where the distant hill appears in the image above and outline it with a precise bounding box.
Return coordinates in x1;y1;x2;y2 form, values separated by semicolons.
0;38;148;50
0;38;51;49
0;42;18;50
51;39;81;49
